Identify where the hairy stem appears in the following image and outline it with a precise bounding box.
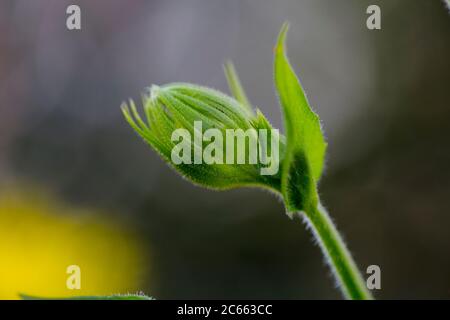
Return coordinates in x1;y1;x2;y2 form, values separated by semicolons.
301;202;373;300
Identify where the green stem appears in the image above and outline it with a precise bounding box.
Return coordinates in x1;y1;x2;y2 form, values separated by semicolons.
302;201;373;300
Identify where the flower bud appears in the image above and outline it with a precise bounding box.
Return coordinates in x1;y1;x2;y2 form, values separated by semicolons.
122;83;284;192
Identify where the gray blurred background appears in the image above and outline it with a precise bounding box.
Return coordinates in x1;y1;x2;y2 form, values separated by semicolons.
0;0;449;299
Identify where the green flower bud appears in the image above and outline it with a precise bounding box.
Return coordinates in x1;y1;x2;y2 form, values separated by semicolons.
122;82;284;192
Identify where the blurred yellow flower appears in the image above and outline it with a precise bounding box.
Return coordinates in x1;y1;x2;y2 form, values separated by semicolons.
0;185;149;299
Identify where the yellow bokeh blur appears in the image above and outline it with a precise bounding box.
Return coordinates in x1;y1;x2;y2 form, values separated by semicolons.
0;184;149;299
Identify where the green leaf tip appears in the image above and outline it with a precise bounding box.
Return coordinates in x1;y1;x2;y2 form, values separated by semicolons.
274;21;327;214
223;61;252;113
19;293;154;300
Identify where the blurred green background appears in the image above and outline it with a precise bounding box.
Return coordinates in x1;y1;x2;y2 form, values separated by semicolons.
0;0;449;299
